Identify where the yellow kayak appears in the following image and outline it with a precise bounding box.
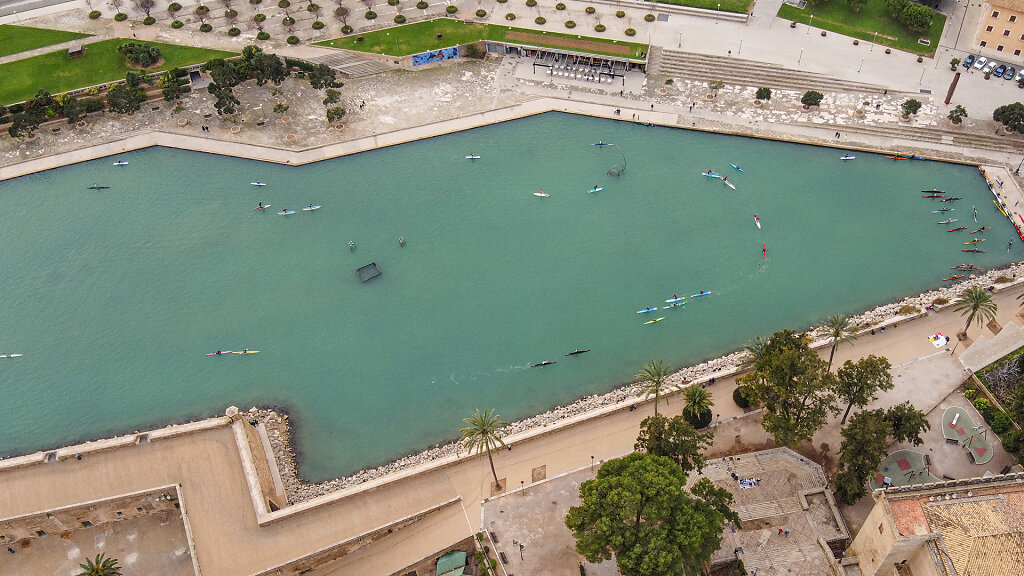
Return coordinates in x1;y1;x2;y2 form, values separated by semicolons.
644;317;665;325
994;199;1008;217
233;350;260;355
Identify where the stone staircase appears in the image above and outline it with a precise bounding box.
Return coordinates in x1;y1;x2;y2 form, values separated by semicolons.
304;51;395;79
646;46;664;75
735;496;804;522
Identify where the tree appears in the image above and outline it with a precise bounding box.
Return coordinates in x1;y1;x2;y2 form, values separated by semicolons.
252;52;287;86
209;84;240;115
755;87;771;101
901;99;922;116
883;401;931;445
105;82;144;114
738;330;838;446
898;3;933;33
636;360;675;416
835;355;894;424
948;104;968;124
634;414;712;475
884;0;908;17
682;385;714;429
132;0;154;16
993;102;1024;133
801;90;824;107
835;404;929;504
336;4;349;24
459;408;507;490
309;63;340;90
949;57;961;70
326;106;345;122
78;553;122;576
739;335;767;369
954;286;998;335
821;313;857;370
203;58;243;89
323;88;341;105
60;96;85;124
159;69;188;101
565;453;738;576
118;41;162;68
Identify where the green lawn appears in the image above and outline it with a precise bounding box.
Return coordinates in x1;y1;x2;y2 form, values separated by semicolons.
778;0;945;56
315;19;648;59
0;39;235;105
654;0;751;14
0;24;91;58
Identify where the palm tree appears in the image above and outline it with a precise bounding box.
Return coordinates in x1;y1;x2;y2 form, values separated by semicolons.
636;359;675;415
821;314;857;370
79;553;121;576
954;286;998;336
682;385;714;420
460;408;507;490
739;336;768;370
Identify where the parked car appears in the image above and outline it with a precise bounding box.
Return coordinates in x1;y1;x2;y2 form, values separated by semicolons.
1015;70;1024;83
963;54;976;68
995;64;1008;77
1005;66;1017;81
974;56;988;69
983;61;999;74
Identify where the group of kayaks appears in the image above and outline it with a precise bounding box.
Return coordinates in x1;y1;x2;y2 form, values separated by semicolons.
530;348;592;367
636;291;711;324
206;349;260;356
255;203;321;215
702;163;743;189
926;190;996;280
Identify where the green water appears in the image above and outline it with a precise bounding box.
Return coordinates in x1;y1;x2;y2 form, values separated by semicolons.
0;113;1018;480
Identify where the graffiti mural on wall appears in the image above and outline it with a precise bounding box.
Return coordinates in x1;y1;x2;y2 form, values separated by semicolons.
412;46;460;66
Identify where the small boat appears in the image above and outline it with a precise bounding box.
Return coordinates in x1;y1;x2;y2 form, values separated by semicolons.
722;179;736;190
947;226;968;232
663;302;685;310
205;350;234;356
937;218;959;224
963;249;986;253
643;317;665;325
0;353;22;358
637;307;658;314
254;204;271;211
592;141;612;146
886;155;910;160
932;208;954;213
466;155;480;159
702;171;721;179
940;197;963;202
922;195;945;198
665;296;685;304
87;184;109;190
971;227;991;234
963;239;985;245
840;155;855;160
587;187;604;193
944;275;966;281
994;200;1008;217
233;350;260;355
251;181;267;186
922;190;944;194
302;205;321;211
533;192;550;197
531;361;557;367
565;349;590;356
112;161;128;166
690;291;711;298
730;163;745;172
277;210;296;215
754;215;761;229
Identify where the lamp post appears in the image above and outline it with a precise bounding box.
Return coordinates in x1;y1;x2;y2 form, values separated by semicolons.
871;31;877;52
1015;155;1024;175
858;58;864;73
590;455;594;471
807;15;813;35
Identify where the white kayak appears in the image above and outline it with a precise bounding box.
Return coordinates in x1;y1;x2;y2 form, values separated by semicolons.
587;187;603;193
112;161;128;166
840;155;855;160
302;205;321;211
754;215;761;229
722;179;736;189
277;210;296;215
1;353;22;358
534;192;550;197
251;181;267;186
466;155;480;159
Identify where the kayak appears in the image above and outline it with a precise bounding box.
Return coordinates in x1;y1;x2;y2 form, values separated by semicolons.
277;210;296;215
637;307;658;314
87;185;109;190
886;155;910;160
938;218;959;224
994;200;1008;217
254;204;271;211
840;155;855;161
587;187;604;193
112;161;128;166
944;275;965;281
932;208;954;213
690;291;711;298
643;317;665;325
963;239;985;245
947;226;967;232
533;191;550;197
251;182;267;186
722;179;736;190
302;205;321;211
922;190;944;194
206;351;234;356
663;302;685;309
565;349;590;356
971;227;991;234
665;296;685;304
233;350;260;355
963;249;986;253
702;171;721;179
952;264;978;270
730;163;745;172
922;195;945;198
754;215;761;229
531;361;556;367
0;353;22;358
466;155;480;159
592;142;612;146
940;197;963;202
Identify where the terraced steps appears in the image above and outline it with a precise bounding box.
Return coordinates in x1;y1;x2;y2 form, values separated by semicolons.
304;51;395;79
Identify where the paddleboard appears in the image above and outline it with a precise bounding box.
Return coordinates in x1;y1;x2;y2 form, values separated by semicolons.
233;350;260;354
665;296;685;304
206;351;234;356
637;307;658;314
533;192;550;197
303;205;321;211
754;215;761;229
690;291;711;298
840;155;855;160
277;210;296;215
254;204;271;211
702;171;721;179
730;163;745;172
722;179;736;189
251;181;267;186
644;317;665;325
1;353;22;358
112;161;128;166
466;155;480;159
587;187;603;193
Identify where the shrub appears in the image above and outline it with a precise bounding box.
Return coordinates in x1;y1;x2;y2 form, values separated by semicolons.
282;16;295;24
365;10;376;18
624;27;635;36
417;0;427;7
327;106;346;122
88;9;101;18
313;19;325;27
555;2;565;8
119;41;162;67
196;4;209;14
535;16;545;24
933;297;950;305
387;0;398;5
684;409;713;429
287;35;300;44
665;78;673;84
446;4;457;12
393;14;404;22
200;22;213;31
801;90;824;107
585;6;595;13
526;0;536;5
340;24;353;33
255;12;266;21
171;19;184;28
974;398;997;422
644;13;655;21
901;98;922;116
497;0;507;3
616;10;625;17
991;410;1013;435
278;0;290;6
257;30;271;39
228;26;241;35
250;0;262;3
309;2;321;8
897;304;919;315
168;2;181;10
505;12;515;19
756;87;772;100
964;388;977;400
564;19;575;28
114;12;128;20
594;23;605;32
995;275;1014;283
1003;429;1021;453
733;385;752;408
476;8;486;16
143;16;156;24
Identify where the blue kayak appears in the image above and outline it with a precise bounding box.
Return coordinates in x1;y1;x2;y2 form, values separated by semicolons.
730;163;745;172
636;307;658;314
690;291;711;298
665;296;685;304
702;171;720;179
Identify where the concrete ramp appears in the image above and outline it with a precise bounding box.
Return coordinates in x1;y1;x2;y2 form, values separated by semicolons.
959;322;1024;373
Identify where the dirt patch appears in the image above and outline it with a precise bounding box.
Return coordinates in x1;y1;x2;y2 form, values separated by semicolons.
503;30;631;55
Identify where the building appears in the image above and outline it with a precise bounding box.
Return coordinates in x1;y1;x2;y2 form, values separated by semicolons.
846;472;1024;576
977;0;1024;58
